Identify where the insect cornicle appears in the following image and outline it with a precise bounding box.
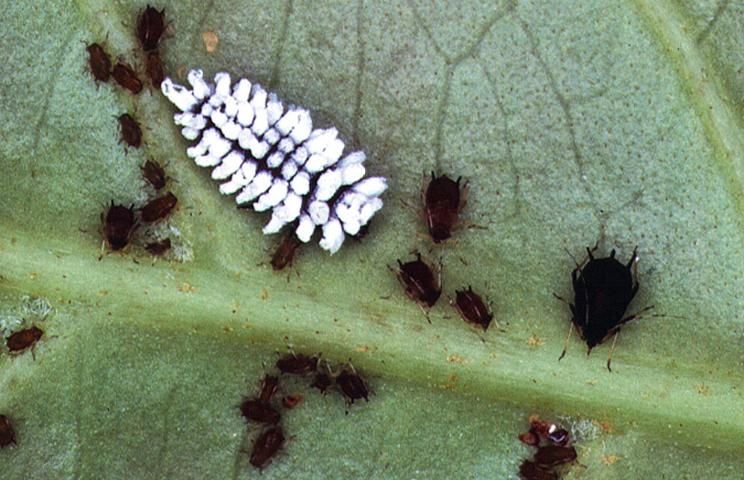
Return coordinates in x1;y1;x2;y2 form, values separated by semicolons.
161;70;387;254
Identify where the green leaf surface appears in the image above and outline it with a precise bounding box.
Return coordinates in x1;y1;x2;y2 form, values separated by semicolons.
1;0;742;478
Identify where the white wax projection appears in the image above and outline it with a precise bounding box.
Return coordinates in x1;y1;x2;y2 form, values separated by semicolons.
162;70;387;254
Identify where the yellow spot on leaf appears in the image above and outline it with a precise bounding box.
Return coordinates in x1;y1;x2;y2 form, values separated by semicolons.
178;282;196;293
602;454;621;465
527;334;544;347
440;374;458;390
355;345;370;353
447;354;465;364
260;288;269;300
202;31;219;53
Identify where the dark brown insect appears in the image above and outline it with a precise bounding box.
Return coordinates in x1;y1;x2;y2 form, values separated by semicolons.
240;399;280;425
281;394;303;409
0;415;16;448
335;368;369;405
136;5;166;51
276;353;318;375
519;416;570;447
145;50;165;88
519;460;557;480
258;375;279;403
7;326;43;352
451;286;493;330
86;43;111;82
533;445;577;468
391;253;442;310
310;372;332;394
112;62;143;94
118;113;142;148
140;192;177;223
250;426;284;469
423;172;466;243
140;159;167;190
102;202;138;251
145;238;171;256
270;232;302;271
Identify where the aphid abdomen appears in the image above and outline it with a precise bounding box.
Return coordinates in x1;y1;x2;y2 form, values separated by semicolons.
161;70;387;254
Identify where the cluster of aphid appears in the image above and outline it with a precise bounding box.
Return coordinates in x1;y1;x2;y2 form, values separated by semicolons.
85;5;167;92
239;353;369;469
518;416;577;479
160;69;388;255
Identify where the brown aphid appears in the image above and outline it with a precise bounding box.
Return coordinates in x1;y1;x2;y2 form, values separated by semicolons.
140;192;177;223
310;372;332;394
145;238;171;256
118;113;142;148
276;353;318;375
145;50;165;88
0;415;16;448
86;43;111;82
391;253;442;309
141;159;167;190
270;232;302;271
7;326;43;353
258;375;279;403
240;399;280;425
136;5;166;51
519;460;557;480
423;172;466;243
250;426;284;470
102;202;138;251
533;445;577;468
112;62;143;94
451;286;493;330
335;368;369;405
282;394;303;409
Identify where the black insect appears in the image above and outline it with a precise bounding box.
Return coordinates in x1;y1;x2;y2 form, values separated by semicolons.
518;416;575;480
335;368;369;405
145;238;171;256
6;326;43;353
136;5;166;51
559;246;651;371
270;232;302;271
239;399;280;425
423;173;466;243
140;192;177;223
140;159;167;190
533;445;577;468
102;202;138;251
112;62;143;94
310;372;332;394
250;426;284;469
118;113;142;148
519;460;557;480
390;253;442;312
145;50;165;88
258;374;279;403
0;415;16;448
451;286;493;330
86;43;111;82
276;353;318;375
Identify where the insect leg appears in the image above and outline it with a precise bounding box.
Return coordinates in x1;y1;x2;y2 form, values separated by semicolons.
606;329;621;372
558;322;575;362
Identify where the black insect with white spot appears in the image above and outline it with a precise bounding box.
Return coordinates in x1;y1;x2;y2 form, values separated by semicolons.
161;70;387;254
0;415;16;448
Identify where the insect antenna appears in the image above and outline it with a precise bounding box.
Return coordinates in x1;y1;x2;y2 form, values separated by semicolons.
558;322;575;362
606;329;620;372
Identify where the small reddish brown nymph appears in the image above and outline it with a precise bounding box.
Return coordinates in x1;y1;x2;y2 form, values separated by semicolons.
145;50;165;88
145;238;171;256
6;326;43;353
423;172;466;243
118;113;142;148
250;426;284;469
276;353;318;375
281;394;303;409
240;399;280;425
136;5;166;51
86;43;111;82
270;232;302;271
451;286;493;331
391;253;442;309
102;202;138;251
335;368;369;405
0;415;16;448
112;62;143;94
140;192;177;223
140;159;167;190
258;375;279;403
